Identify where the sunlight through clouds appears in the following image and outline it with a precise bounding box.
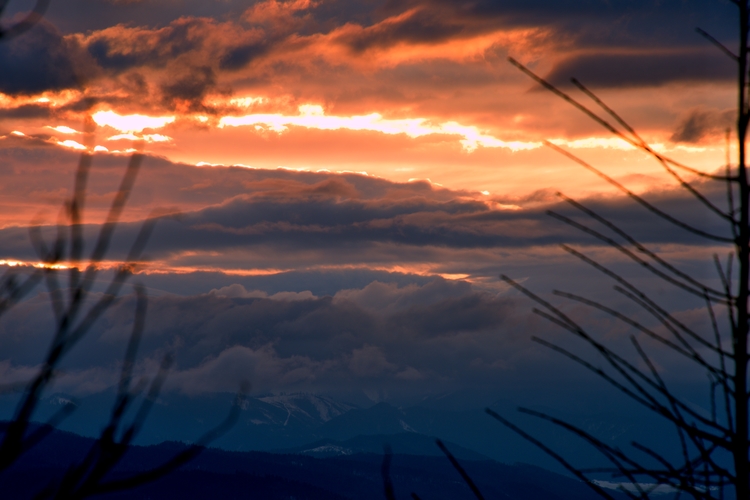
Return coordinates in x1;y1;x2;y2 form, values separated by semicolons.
107;133;173;143
548;137;636;150
47;125;79;134
219;104;542;152
57;139;87;150
92;110;176;133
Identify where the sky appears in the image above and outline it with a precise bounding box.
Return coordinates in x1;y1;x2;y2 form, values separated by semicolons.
0;0;739;410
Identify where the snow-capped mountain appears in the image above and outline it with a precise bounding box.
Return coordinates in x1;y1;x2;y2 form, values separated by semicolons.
0;389;679;476
249;393;355;427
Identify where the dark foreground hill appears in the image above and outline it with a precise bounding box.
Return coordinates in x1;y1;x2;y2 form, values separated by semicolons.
0;424;625;500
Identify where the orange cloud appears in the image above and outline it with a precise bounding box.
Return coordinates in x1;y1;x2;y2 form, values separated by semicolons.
243;0;319;32
320;8;552;67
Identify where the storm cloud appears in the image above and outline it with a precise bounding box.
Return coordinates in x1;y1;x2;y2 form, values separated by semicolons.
1;0;734;110
0;278;524;393
0;263;717;403
671;107;735;143
0;143;729;285
545;50;735;89
0;21;81;94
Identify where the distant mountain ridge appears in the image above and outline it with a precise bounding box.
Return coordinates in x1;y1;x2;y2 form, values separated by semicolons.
0;423;630;500
240;392;355;427
0;390;681;476
278;432;488;460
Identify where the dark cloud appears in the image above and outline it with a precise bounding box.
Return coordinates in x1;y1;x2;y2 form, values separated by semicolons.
671;107;735;143
160;65;217;107
0;270;713;402
0;21;80;94
44;0;256;34
0;97;95;123
337;9;468;53
545;50;735;88
388;0;735;49
139;269;435;297
0;145;729;271
387;0;637;21
125;181;727;260
0;104;52;119
388;293;509;335
74;4;314;78
69;16;268;110
87;38;137;71
0;277;541;395
84;17;213;72
373;0;644;51
2;0;730;110
219;41;271;70
0;1;731;422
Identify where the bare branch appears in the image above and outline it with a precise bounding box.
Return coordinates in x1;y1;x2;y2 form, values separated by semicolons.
545;142;733;243
0;0;51;40
508;57;734;182
560;246;727;356
558;194;727;299
553;290;723;380
381;445;396;500
696;27;739;61
569;79;736;221
436;439;485;500
485;409;618;500
548;210;728;303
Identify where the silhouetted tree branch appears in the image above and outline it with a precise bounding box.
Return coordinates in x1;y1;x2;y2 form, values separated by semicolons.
436;439;485;500
382;445;397;500
0;144;246;498
0;0;51;40
491;4;750;499
0;4;251;498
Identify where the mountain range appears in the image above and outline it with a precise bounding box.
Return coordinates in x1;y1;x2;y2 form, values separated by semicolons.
0;423;631;500
0;390;683;479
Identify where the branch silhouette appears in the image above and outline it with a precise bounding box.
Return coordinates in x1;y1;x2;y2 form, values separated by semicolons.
0;0;51;40
491;5;750;499
0;8;246;497
0;145;246;498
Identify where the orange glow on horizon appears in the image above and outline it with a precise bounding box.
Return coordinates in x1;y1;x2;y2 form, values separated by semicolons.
0;259;70;270
141;262;480;281
0;260;477;282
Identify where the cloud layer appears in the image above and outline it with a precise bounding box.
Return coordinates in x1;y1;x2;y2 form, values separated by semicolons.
0;0;737;149
0;272;716;403
0;144;728;286
0;0;735;407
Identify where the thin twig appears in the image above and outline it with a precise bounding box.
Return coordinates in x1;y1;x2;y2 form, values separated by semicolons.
436;440;485;500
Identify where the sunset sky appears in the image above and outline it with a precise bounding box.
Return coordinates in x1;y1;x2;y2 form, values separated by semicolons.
0;0;738;405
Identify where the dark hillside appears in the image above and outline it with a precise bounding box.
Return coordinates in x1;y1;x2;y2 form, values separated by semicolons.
0;423;628;500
